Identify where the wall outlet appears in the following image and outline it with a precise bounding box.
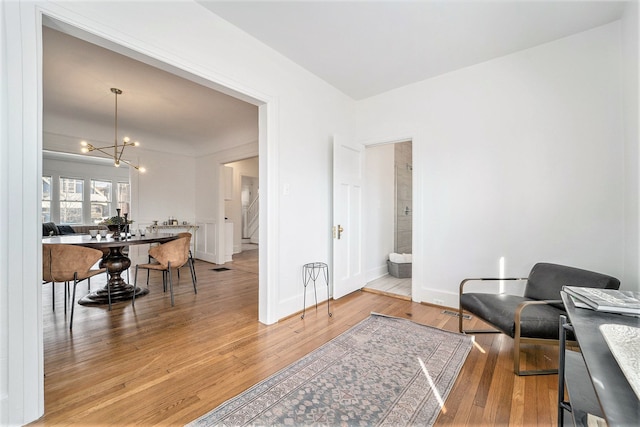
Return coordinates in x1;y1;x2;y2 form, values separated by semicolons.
434;299;444;306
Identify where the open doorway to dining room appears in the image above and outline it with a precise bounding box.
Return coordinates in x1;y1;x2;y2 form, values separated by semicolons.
41;14;265;298
362;140;412;300
39;10;271;321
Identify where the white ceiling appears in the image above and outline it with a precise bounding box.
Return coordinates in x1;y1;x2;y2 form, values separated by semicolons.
199;0;627;100
43;25;259;157
43;1;627;157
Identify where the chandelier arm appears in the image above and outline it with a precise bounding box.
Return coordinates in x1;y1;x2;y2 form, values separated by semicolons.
117;143;127;163
84;143;118;151
118;158;141;171
90;147;118;162
79;88;144;172
87;147;140;170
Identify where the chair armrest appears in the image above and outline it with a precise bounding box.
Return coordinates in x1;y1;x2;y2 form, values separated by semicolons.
459;277;528;294
514;299;562;319
514;299;563;340
513;299;564;376
458;277;528;334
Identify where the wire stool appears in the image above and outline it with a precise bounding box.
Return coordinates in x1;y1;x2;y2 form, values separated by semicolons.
301;262;332;319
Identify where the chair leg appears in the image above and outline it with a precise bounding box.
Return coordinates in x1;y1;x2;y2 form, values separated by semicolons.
168;262;175;307
70;273;78;330
133;265;139;306
189;258;197;294
64;281;69;314
105;272;112;311
52;282;55;312
190;251;197;282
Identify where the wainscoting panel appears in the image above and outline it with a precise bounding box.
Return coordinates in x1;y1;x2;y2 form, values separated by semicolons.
196;220;218;264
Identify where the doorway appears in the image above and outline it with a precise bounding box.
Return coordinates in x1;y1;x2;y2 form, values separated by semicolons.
223;157;259;258
363;140;412;299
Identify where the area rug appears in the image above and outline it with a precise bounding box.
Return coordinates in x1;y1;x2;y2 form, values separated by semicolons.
187;313;473;427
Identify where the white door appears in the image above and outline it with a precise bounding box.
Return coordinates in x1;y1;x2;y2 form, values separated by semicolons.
332;136;365;299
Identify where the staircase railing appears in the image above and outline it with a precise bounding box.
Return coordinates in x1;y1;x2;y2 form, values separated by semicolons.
243;190;259;241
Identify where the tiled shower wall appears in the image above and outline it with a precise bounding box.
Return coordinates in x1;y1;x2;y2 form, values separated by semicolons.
395;141;412;254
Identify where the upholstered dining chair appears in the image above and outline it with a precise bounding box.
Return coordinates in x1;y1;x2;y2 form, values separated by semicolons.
176;232;197;282
133;236;197;307
42;244;107;329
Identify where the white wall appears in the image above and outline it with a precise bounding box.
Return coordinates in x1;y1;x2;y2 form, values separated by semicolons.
622;1;640;291
131;149;196;228
3;1;354;424
357;22;631;307
364;144;395;281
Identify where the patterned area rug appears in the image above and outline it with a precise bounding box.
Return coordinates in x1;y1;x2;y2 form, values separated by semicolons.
187;313;473;427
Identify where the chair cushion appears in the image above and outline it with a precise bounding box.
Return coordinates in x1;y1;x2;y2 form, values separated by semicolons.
525;262;620;302
57;225;76;235
43;222;59;236
460;293;567;339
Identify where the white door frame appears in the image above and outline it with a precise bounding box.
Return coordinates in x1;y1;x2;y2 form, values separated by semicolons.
361;135;417;300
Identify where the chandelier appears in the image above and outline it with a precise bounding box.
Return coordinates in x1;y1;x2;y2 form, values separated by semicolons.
80;88;146;172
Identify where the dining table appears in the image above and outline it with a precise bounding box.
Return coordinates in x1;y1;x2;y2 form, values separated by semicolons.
42;232;178;305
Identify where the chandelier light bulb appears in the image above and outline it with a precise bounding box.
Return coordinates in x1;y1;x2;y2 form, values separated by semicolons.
133;141;140;147
81;147;89;153
123;136;130;143
80;141;87;146
138;167;146;173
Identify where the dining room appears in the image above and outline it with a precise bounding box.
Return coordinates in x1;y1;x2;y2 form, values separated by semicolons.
39;16;265;420
42;19;260;269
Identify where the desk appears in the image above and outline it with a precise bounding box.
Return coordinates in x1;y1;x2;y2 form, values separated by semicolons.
43;233;177;305
559;292;640;426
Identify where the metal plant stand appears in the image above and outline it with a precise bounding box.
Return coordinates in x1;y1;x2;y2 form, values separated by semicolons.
301;262;331;319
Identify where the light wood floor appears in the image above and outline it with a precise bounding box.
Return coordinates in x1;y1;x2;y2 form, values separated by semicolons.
364;274;412;299
32;249;561;426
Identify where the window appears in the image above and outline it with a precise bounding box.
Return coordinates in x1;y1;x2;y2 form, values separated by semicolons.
59;177;83;224
42;176;52;222
42;167;129;225
91;179;112;224
117;182;130;215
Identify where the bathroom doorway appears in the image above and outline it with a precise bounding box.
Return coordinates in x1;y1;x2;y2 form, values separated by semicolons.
363;140;412;299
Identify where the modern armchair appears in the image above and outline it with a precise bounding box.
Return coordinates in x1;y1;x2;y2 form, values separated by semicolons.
458;262;620;376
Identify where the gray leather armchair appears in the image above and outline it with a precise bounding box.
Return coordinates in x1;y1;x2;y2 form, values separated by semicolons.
459;262;620;376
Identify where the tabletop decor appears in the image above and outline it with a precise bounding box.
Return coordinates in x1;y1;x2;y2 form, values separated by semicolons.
187;313;473;427
99;209;133;239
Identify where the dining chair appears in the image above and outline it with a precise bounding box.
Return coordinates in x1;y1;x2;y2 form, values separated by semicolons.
42;244;108;329
176;232;197;282
133;236;197;307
